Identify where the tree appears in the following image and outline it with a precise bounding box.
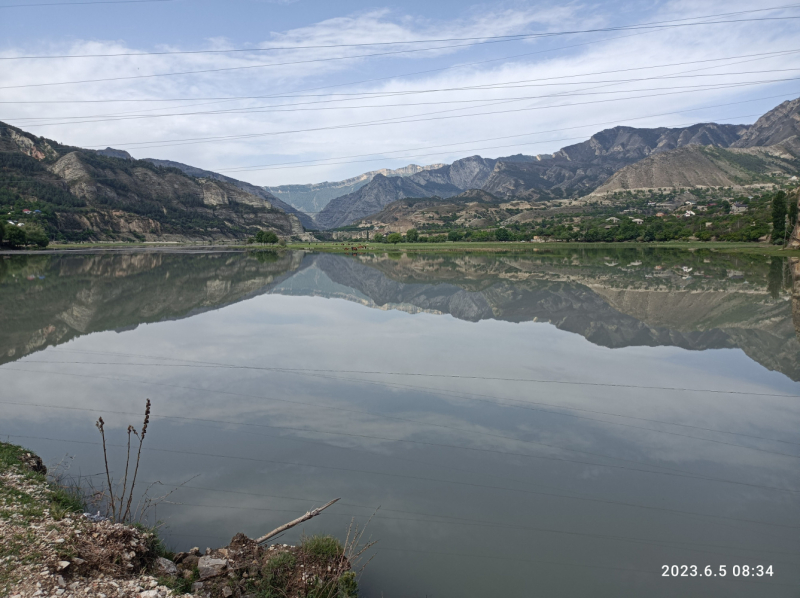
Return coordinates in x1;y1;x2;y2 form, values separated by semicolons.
405;228;418;242
495;227;511;241
767;258;784;300
789;195;798;232
772;191;787;244
0;223;4;244
25;228;49;248
5;226;26;248
372;232;384;243
386;232;402;244
447;230;464;242
256;230;279;244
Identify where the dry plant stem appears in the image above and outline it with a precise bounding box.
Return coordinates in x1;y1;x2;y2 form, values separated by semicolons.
255;498;341;544
119;426;133;519
122;399;150;523
95;417;116;521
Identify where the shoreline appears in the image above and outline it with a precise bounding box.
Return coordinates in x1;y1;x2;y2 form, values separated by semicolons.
2;240;800;256
0;442;359;598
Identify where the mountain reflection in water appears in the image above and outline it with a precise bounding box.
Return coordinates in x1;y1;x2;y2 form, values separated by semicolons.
2;248;799;379
1;248;799;598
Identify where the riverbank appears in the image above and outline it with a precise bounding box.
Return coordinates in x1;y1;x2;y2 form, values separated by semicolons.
4;240;800;256
0;442;358;598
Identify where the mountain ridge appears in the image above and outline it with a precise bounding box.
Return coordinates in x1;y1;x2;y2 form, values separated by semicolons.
312;122;760;229
0;121;303;242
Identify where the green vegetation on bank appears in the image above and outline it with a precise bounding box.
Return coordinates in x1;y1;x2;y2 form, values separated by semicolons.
330;186;799;246
285;240;800;257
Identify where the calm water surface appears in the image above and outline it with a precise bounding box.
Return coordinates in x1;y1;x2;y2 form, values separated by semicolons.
1;248;799;597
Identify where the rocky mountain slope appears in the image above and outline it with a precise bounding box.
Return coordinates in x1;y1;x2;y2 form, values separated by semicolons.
0;122;303;242
355;189;510;233
732;97;800;151
315;172;465;229
312;123;754;228
593;99;800;194
142;157;315;230
311;98;800;229
265;163;445;216
592;145;799;193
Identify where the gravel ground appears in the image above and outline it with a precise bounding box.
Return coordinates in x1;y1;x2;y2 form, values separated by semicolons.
0;460;185;598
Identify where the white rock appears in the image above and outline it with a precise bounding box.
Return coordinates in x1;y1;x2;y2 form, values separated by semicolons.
155;557;177;576
198;556;227;580
56;561;70;571
139;591;159;598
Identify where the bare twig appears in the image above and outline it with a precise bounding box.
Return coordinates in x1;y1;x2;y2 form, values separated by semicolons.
94;417;116;521
119;425;134;518
255;498;340;544
122;399;150;522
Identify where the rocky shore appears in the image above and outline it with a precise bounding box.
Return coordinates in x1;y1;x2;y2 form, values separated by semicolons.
0;442;358;598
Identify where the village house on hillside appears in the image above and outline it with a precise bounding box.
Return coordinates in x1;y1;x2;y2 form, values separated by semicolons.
731;202;748;214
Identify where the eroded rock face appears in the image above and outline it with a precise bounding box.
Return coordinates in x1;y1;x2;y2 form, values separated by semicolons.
0;120;305;241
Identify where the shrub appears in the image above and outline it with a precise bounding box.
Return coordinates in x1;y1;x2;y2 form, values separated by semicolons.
5;225;26;248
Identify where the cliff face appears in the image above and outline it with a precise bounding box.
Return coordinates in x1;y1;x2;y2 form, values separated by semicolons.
732;97;800;150
0;121;303;242
143;157;313;231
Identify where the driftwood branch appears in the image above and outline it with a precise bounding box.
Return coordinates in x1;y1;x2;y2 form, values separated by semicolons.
255;498;341;544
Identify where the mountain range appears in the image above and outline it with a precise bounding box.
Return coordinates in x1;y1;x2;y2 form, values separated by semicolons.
0;122;304;242
3;96;799;241
264;163;445;217
309;98;800;229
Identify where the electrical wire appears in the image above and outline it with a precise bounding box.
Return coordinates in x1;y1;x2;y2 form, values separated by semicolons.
3;16;800;91
3;6;800;58
9;69;800;128
2;364;799;494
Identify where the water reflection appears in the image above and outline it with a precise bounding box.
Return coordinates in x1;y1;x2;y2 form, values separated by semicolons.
0;248;798;597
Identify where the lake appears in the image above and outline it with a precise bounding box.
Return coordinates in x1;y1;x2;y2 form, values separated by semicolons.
1;247;799;597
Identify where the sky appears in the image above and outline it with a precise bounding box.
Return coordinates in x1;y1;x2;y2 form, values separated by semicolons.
2;0;800;186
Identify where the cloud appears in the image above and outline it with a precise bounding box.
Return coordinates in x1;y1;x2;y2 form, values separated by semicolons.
0;0;799;185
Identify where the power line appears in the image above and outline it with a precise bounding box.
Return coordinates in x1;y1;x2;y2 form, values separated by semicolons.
2;396;794;493
3;6;799;58
5;432;800;524
9;69;800;128
79;82;800;150
52;346;800;447
3;47;795;104
4;363;799;494
3;16;800;91
20;359;800;399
